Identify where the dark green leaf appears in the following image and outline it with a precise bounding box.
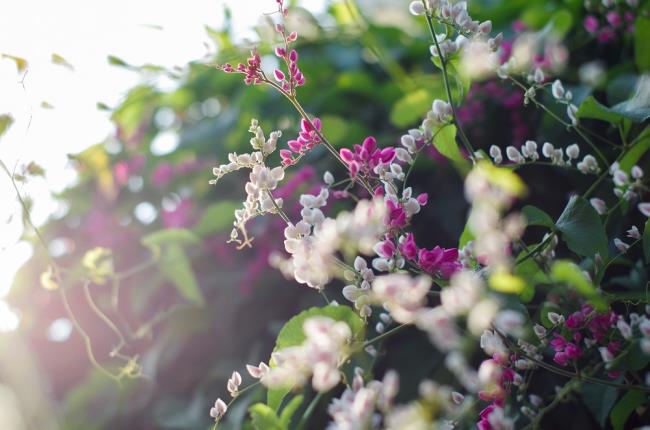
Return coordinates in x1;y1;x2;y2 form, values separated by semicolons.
619;126;650;172
610;390;647;430
551;260;606;310
279;395;303;429
577;96;623;124
556;195;608;258
522;205;554;228
581;383;619;427
644;218;650;263
635;17;650;72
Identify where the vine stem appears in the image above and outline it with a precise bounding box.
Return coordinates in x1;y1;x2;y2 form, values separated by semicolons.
363;323;408;347
421;4;476;161
495;328;650;393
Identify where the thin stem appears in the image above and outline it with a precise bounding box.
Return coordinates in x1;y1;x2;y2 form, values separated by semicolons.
422;7;475;160
296;392;324;430
266;189;292;224
82;281;126;355
363;323;408;347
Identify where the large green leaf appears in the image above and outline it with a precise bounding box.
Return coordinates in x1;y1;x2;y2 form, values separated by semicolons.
635;17;650;72
610;390;647;430
577;96;623;124
555;195;608;258
551;260;606;310
279;395;304;429
142;229;204;305
249;403;283;430
267;305;365;411
433;125;464;163
389;88;433;127
619;126;650;172
192;201;238;237
581;383;619;427
522;205;554;228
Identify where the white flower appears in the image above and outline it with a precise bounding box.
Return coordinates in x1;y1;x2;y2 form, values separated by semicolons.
227;371;242;397
506;146;524;164
440;271;482;316
246;362;270;379
494;310;525;337
627;225;641;239
541;142;555;158
565;143;580;160
617;319;633;339
415;306;460;351
533;324;546;338
547;312;564;325
567;104;579;126
480;329;508;359
372;274;431;323
639;202;650;217
589;198;607;215
521;140;538;160
551;80;565;100
209;398;228;421
408;1;425;15
323;171;334;185
632;165;644;179
489;145;503;164
614;238;630;253
577;155;600;174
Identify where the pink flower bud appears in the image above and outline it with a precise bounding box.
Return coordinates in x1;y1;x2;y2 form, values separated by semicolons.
273;69;285;82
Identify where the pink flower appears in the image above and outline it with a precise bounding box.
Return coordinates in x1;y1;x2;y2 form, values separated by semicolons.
399;233;418;260
282;118;322;166
606;11;622;27
339;136;396;178
584;15;599;34
417;246;461;278
151;162;174;188
162;198;195;228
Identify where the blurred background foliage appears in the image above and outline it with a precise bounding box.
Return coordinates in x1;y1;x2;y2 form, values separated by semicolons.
2;0;649;428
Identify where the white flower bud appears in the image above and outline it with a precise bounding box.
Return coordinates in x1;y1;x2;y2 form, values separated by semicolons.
409;1;426;15
565;143;580;159
551;80;565;100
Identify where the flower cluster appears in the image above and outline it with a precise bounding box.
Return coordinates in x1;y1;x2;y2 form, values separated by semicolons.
254;316;353;392
583;0;639;43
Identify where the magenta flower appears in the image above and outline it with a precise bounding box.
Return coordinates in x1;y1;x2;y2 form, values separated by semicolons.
584;15;599;33
151;162;174;188
417;246;461;278
339;136;396;178
281;118;322;166
399;233;418;260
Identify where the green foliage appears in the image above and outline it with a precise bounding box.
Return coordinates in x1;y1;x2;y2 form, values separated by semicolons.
0;114;13;138
249;403;284;430
522;205;554;228
555;196;608;258
610;390;647;430
433;124;464;163
390;89;434;127
619;126;650;172
634;18;650;72
193;201;239;237
142;229;204;305
550;260;606;310
267;305;364;411
580;383;619;428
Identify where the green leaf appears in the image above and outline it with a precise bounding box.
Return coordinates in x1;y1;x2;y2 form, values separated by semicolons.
488;271;526;294
581;383;619;427
389;88;433;127
555;195;608;258
267;305;364;411
550;9;573;38
551;260;606;310
577;96;623;124
619;126;650;172
107;55;130;67
458;219;474;248
278;395;303;429
193;201;238;237
644;219;650;263
142;229;203;306
522;205;554;228
609;342;650;371
610;390;647;430
249;403;283;430
0;114;13;139
635;17;650;72
433;125;464;163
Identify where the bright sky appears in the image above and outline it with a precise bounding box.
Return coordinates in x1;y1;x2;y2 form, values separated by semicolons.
0;0;325;327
